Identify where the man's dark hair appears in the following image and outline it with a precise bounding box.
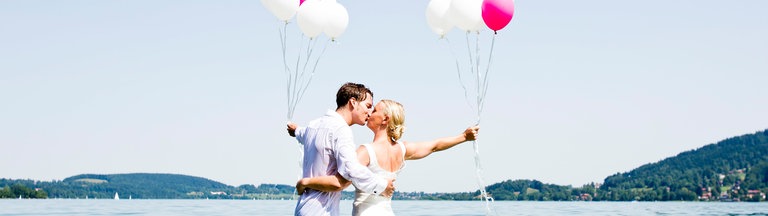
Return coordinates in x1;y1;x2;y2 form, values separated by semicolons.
336;82;373;109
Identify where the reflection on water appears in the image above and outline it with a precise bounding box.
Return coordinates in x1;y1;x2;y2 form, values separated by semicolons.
2;199;767;216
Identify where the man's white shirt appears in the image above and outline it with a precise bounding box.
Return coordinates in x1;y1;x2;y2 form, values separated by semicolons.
294;110;388;216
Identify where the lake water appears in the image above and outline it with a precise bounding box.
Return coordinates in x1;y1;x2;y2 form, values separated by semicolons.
2;199;767;215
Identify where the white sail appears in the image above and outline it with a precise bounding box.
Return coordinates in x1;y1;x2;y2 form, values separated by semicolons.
114;192;119;200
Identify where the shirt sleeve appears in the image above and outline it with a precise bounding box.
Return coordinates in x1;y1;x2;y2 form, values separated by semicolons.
333;127;388;195
294;126;306;144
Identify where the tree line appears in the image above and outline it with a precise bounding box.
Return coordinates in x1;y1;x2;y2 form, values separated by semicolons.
412;129;768;201
3;129;766;201
1;173;295;199
0;184;47;199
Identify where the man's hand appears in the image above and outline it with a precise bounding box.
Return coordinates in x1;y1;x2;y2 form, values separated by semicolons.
381;178;395;198
295;178;307;195
287;122;298;137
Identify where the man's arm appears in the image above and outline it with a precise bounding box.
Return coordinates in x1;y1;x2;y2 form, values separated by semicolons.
295;145;369;194
295;173;352;195
287;122;308;145
334;128;395;197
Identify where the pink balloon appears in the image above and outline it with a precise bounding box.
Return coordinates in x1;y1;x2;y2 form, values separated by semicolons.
482;0;514;32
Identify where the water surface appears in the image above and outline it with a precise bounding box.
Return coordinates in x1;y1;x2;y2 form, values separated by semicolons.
2;199;767;215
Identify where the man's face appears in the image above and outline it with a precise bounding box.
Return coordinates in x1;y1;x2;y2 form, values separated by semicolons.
351;93;373;126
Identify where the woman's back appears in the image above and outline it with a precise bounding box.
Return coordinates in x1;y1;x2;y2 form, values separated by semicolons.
369;141;406;173
353;142;406;216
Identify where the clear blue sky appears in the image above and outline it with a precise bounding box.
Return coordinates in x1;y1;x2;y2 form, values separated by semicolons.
1;0;767;193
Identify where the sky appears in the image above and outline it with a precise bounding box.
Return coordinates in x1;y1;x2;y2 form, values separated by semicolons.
1;0;767;193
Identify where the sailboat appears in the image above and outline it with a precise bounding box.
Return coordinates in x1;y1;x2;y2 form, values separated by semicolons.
114;192;119;200
18;195;22;199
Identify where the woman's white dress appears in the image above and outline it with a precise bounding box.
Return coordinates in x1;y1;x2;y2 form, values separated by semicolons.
352;142;406;216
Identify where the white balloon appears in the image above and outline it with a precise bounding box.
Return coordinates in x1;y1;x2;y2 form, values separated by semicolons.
449;0;484;32
426;0;454;36
296;0;326;38
261;0;299;21
323;2;349;39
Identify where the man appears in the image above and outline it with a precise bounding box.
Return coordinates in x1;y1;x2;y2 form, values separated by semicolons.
287;82;395;216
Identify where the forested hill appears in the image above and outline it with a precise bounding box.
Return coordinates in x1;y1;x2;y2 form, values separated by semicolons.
418;129;768;201
600;129;768;201
2;173;294;199
57;173;231;198
3;129;767;201
64;173;231;190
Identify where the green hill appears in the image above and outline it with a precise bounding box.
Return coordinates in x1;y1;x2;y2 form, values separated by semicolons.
59;173;232;199
2;173;294;199
3;129;767;201
599;129;768;201
413;129;768;201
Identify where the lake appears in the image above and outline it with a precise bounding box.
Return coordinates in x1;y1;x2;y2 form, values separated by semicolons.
2;199;767;215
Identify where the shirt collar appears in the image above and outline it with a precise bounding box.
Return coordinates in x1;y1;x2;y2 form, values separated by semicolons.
325;109;347;125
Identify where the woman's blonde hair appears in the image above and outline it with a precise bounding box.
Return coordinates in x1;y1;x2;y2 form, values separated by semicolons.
380;99;405;142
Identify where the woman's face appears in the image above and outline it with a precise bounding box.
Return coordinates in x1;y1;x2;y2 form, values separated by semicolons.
366;102;387;131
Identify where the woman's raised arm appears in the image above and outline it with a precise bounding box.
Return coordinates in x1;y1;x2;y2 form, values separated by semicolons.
404;126;479;160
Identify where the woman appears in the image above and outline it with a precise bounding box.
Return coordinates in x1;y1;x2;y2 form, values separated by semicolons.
291;99;479;216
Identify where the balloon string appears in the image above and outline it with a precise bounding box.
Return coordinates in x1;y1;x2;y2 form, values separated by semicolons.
275;20;303;200
288;38;330;202
472;31;497;216
473;139;496;215
479;34;496;116
464;32;476;78
443;31;497;215
443;38;473;110
289;35;306;120
289;36;316;120
293;36;321;115
464;32;478;112
474;31;482;124
288;36;326;121
279;22;292;120
289;37;310;120
300;37;320;79
295;39;330;112
279;26;329;200
293;34;307;116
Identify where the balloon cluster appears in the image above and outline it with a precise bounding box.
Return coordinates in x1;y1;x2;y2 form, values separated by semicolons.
425;1;513;216
261;0;349;40
264;0;351;200
426;0;514;36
